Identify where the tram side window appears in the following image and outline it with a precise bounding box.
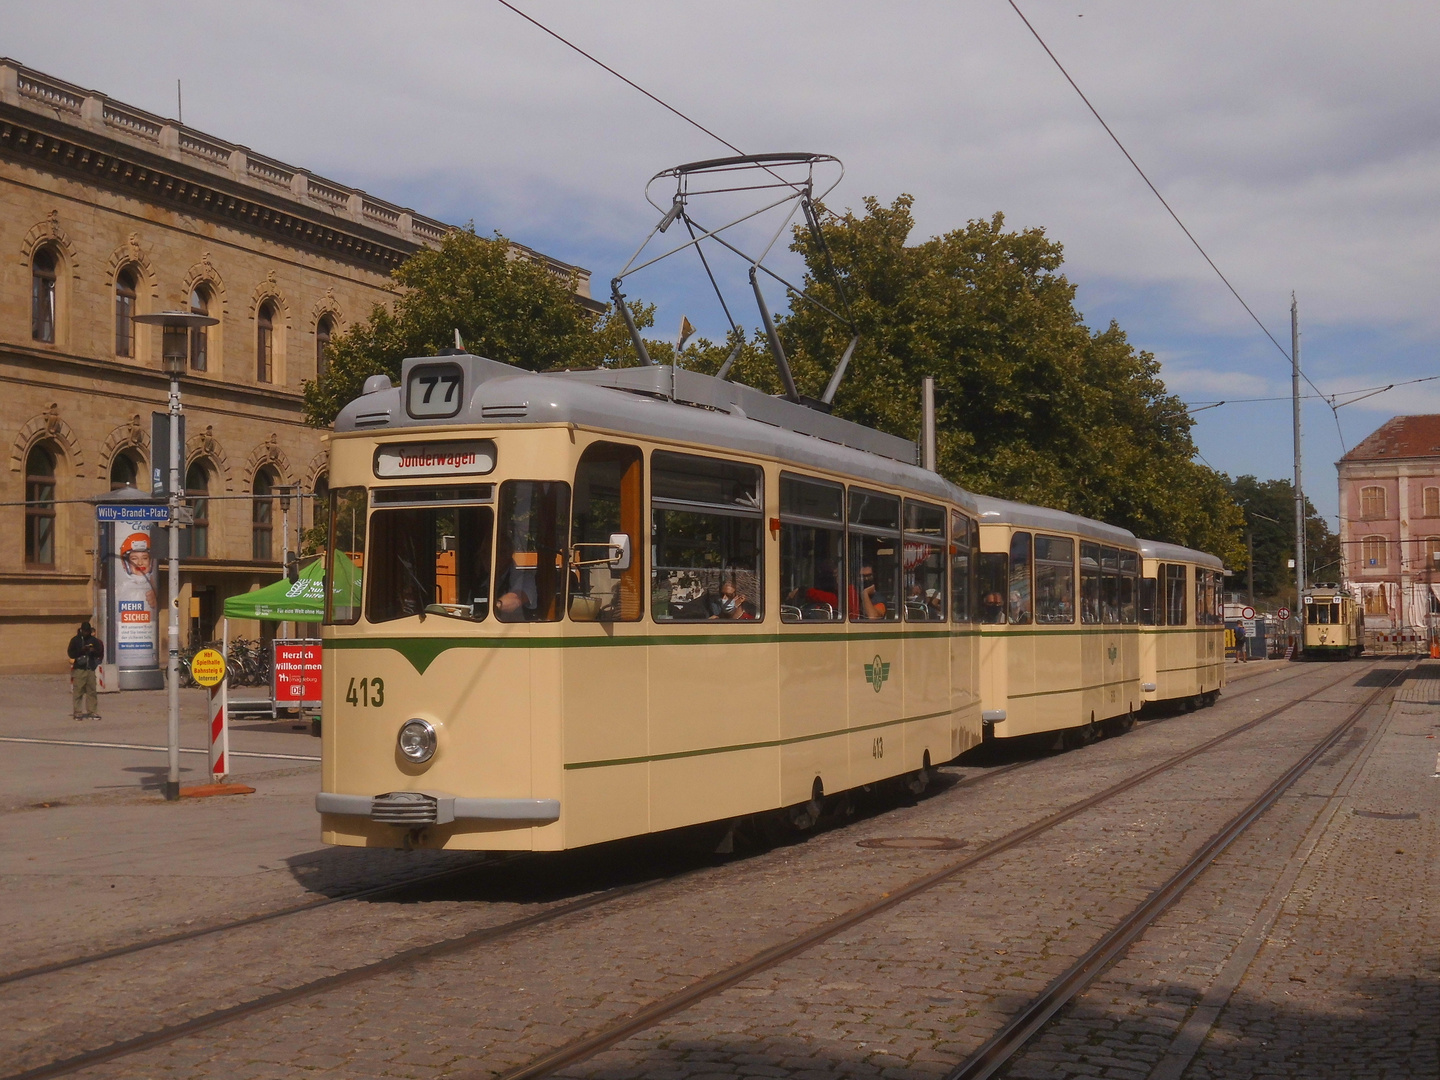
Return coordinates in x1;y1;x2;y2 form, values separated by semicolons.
1008;532;1033;624
324;486;367;625
651;451;763;621
570;442;643;622
903;500;946;622
848;489;900;621
1119;550;1139;624
950;510;973;623
1139;577;1158;625
779;474;844;622
1100;546;1122;624
1196;569;1219;626
1034;535;1075;624
978;551;1007;623
1164;563;1188;626
367;501;494;624
1080;542;1102;624
496;481;570;622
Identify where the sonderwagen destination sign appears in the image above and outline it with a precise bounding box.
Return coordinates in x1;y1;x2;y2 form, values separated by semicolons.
373;440;497;479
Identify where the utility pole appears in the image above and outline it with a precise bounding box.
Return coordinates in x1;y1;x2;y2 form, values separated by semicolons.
1291;294;1306;610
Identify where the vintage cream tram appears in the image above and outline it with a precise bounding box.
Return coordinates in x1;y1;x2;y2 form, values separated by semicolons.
1136;540;1226;706
317;353;988;852
315;352;1229;852
1301;584;1363;659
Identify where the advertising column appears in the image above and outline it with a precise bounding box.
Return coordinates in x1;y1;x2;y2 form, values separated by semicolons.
113;521;162;689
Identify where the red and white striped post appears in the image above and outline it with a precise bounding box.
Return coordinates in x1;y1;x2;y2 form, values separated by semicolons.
208;680;227;781
188;643;229;783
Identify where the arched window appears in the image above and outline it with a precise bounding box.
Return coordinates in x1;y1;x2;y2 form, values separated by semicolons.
1361;535;1387;569
1360;486;1386;520
32;248;58;343
25;444;57;567
189;286;211;371
315;315;334;380
109;452;140;491
253;467;278;561
181;462;210;559
1424;487;1440;518
256;301;276;383
115;267;138;357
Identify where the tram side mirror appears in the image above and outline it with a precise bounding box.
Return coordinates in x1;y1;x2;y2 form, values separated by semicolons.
608;533;632;572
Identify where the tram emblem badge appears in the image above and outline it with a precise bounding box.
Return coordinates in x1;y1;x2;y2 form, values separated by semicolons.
864;656;891;693
1107;645;1118;663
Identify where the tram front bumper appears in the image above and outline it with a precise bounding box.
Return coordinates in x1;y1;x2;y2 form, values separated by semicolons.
316;791;560;827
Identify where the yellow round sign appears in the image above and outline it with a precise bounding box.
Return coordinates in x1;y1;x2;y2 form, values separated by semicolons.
190;648;226;688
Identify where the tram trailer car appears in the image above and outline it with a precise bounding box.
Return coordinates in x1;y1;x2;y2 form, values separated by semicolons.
973;497;1142;745
1137;541;1226;707
1302;585;1362;659
317;353;986;852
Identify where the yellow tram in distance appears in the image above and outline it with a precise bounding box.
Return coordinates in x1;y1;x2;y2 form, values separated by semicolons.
1137;541;1226;707
1302;584;1363;659
317;352;987;852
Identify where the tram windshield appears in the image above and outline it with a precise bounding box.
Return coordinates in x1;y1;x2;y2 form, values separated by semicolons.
1307;601;1334;624
366;492;494;624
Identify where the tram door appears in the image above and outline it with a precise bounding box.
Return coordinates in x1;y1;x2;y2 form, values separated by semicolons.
562;442;649;843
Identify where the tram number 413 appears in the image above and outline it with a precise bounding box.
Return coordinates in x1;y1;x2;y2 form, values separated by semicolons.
872;736;884;759
345;676;385;708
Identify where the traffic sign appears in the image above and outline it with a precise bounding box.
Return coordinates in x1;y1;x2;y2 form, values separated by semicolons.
1241;606;1256;620
1277;607;1291;621
190;648;226;687
95;503;169;522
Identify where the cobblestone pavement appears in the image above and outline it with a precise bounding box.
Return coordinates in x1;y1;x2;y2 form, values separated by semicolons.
0;660;1384;1080
1000;663;1439;1080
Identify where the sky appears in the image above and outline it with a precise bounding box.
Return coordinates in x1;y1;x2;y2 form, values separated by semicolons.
7;1;1439;527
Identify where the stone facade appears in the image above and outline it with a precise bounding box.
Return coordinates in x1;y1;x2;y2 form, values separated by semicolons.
0;59;594;673
1336;414;1440;630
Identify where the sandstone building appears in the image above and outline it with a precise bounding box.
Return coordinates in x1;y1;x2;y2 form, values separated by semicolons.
0;59;595;673
1337;414;1440;631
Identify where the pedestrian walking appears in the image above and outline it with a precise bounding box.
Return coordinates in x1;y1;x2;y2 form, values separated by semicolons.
67;621;104;720
1233;620;1248;664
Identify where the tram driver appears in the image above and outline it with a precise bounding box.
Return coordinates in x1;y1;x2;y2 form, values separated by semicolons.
495;560;538;621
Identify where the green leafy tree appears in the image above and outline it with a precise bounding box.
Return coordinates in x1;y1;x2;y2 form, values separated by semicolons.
1226;475;1340;602
304;227;650;426
777;195;1244;564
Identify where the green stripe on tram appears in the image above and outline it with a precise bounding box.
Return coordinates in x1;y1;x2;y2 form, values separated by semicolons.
563;708;957;770
331;628;971;673
328;624;1220;674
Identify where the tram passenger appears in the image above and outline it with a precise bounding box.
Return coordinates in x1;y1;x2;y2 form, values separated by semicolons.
851;564;888;620
707;581;755;620
980;591;1006;624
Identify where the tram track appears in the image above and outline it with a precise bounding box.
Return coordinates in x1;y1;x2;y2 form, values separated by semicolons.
942;659;1413;1080
2;661;1373;1080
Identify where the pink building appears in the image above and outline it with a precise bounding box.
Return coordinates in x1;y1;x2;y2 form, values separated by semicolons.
1337;415;1440;629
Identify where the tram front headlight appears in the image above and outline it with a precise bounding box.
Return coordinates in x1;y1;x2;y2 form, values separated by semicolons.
397;718;437;764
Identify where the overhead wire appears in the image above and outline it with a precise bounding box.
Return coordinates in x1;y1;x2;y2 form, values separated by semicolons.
1005;2;1338;410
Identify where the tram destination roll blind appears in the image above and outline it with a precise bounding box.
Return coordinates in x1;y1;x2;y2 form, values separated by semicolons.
374;440;497;479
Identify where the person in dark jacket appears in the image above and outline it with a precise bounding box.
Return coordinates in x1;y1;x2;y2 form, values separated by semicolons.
67;621;104;720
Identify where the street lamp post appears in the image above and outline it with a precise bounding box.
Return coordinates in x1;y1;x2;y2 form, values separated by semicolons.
134;311;216;801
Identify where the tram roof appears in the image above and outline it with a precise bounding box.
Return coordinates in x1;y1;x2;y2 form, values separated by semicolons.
972;494;1139;547
1137;539;1224;570
335;353;979;511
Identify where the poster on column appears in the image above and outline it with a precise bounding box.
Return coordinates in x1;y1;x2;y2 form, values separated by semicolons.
114;524;158;670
